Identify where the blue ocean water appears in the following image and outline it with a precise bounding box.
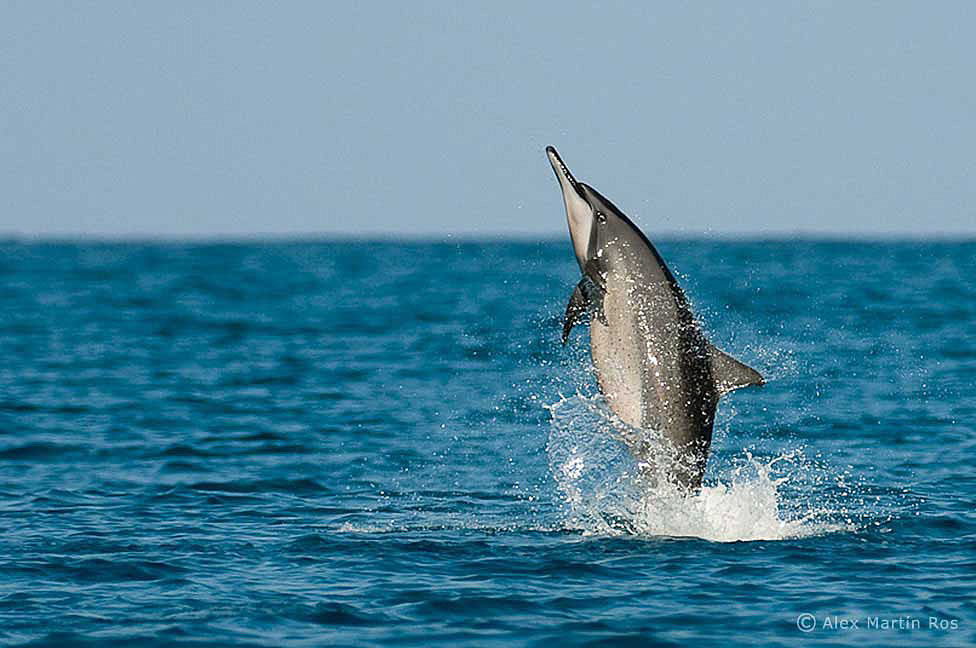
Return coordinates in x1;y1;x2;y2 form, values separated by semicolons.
0;239;973;647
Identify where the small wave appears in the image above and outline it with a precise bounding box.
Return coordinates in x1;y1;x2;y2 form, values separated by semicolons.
296;601;381;626
0;442;88;461
336;522;400;534
546;393;859;543
189;477;330;495
58;557;188;583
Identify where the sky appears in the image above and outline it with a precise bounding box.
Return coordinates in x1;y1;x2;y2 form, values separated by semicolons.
2;2;974;238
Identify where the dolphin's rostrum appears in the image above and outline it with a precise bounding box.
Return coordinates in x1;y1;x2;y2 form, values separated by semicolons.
546;146;764;489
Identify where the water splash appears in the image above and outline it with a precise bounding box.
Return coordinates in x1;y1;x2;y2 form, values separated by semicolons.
545;393;856;542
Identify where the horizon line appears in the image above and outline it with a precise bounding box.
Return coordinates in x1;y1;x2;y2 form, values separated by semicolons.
1;230;975;244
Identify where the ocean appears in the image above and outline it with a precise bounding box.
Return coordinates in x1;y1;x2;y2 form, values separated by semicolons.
0;239;973;646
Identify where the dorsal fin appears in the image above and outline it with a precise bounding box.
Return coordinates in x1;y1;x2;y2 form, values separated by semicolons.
707;344;764;395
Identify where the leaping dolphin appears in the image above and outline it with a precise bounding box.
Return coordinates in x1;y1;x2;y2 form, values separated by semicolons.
546;146;764;489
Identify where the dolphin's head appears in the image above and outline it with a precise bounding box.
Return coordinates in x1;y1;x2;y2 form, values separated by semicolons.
546;146;596;269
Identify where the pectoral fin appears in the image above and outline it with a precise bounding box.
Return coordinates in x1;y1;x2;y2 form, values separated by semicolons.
561;276;608;344
578;273;607;326
708;344;765;394
562;283;589;345
583;257;607;292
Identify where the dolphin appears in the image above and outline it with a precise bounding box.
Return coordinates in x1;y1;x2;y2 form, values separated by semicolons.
546;146;764;489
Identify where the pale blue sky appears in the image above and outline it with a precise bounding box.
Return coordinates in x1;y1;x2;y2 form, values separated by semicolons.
2;2;974;237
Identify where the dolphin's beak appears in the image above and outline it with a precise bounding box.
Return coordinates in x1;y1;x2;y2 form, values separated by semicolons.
546;146;584;202
546;146;595;270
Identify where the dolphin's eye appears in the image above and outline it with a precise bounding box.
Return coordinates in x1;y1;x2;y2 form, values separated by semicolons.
595;211;607;223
